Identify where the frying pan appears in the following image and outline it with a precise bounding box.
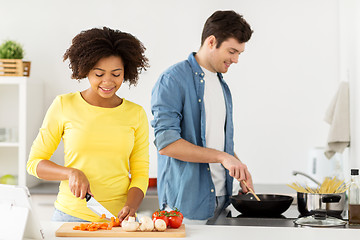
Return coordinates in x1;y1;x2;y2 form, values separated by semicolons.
230;194;294;217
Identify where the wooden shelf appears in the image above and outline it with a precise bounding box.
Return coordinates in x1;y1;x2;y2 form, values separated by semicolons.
0;142;19;147
0;76;27;84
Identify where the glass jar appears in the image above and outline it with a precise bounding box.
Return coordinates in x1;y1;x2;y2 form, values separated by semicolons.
348;168;360;224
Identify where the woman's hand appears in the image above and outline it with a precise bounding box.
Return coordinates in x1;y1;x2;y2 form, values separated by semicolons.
117;187;144;222
117;205;137;222
68;168;92;199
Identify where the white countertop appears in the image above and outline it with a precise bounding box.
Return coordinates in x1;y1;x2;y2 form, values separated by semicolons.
40;221;360;240
26;183;359;239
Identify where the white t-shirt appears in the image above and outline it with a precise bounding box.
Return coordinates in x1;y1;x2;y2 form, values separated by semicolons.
201;66;226;196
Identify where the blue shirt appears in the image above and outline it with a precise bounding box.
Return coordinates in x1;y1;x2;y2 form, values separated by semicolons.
151;53;234;220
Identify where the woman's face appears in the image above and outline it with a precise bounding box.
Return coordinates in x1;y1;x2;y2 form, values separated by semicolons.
87;55;124;100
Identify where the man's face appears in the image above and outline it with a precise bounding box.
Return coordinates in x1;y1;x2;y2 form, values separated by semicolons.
208;37;245;73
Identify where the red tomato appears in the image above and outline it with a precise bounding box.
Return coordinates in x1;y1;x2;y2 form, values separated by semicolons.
169;210;183;220
152;210;169;219
168;216;182;228
160;210;168;215
152;210;161;219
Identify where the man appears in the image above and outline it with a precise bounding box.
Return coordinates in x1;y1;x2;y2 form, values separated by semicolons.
151;10;254;223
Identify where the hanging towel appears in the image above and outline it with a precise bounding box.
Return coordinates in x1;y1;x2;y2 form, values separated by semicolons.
324;82;350;159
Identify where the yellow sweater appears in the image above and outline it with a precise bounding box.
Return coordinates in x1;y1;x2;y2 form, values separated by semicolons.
27;92;149;222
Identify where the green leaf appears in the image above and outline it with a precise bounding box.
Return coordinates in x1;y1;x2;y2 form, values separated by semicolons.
0;40;24;59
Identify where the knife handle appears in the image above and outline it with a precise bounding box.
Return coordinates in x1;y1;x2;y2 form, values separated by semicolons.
85;193;92;202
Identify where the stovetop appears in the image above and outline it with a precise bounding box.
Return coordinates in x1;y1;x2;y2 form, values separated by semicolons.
206;204;298;227
206;204;360;229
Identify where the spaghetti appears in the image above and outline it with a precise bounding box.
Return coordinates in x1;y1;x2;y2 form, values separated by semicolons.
287;177;348;194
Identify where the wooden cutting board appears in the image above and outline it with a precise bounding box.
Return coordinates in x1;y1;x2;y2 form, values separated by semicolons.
55;222;186;238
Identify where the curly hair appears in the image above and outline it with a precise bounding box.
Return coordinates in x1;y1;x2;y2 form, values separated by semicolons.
63;27;149;86
201;10;253;48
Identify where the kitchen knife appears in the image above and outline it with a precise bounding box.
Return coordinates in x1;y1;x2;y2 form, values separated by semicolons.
85;193;115;220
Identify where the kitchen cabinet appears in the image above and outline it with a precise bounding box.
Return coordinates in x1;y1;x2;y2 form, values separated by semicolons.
0;76;43;187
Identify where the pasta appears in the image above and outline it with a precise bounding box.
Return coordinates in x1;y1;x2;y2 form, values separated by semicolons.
287;177;348;194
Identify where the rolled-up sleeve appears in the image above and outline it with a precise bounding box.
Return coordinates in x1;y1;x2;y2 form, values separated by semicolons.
151;73;183;151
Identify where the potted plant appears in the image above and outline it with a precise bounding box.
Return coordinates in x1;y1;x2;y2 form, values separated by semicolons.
0;40;31;76
0;40;24;59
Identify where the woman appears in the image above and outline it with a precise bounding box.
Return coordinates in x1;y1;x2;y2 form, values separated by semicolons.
27;27;150;222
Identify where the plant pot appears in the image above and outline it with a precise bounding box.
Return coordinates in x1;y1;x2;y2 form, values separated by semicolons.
0;59;31;76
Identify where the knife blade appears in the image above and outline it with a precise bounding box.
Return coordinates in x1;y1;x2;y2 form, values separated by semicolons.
85;193;115;220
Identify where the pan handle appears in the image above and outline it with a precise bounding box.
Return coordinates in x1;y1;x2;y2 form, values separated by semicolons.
313;209;327;220
321;194;341;203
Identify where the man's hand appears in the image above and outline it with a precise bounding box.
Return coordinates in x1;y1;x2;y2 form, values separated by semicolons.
239;176;254;194
221;155;248;179
221;153;254;193
158;139;255;192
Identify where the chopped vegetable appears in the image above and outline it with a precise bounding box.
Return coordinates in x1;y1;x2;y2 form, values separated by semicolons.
72;209;183;233
73;217;121;231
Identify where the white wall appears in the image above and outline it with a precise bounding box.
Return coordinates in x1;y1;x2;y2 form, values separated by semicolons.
0;0;345;184
340;0;360;170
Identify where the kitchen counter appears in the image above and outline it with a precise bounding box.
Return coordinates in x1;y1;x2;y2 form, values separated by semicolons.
38;221;360;240
29;183;360;239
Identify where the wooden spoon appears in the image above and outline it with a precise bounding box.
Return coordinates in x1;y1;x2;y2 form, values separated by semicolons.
242;180;261;201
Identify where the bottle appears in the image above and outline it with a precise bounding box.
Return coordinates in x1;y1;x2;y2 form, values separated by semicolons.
348;168;360;224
